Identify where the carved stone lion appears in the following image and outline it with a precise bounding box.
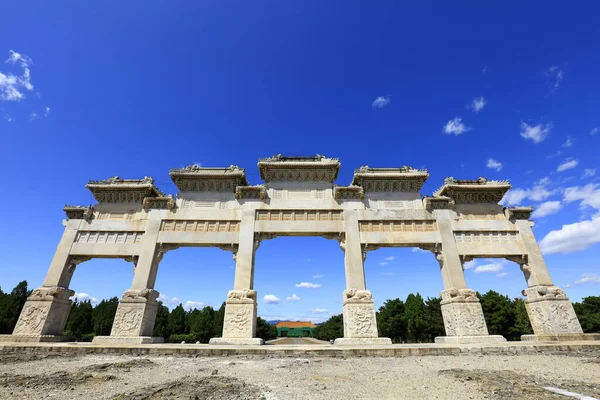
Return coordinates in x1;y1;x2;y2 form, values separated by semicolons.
344;289;372;301
227;289;257;301
122;289;159;302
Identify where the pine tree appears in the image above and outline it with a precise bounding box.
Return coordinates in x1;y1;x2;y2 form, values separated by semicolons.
424;297;445;342
92;297;119;336
405;293;427;342
313;314;343;341
168;304;187;336
153;301;171;338
65;300;93;340
256;317;277;341
377;299;407;343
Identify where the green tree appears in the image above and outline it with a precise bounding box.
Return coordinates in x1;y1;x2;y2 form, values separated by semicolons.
65;300;94;340
574;296;600;333
480;290;515;339
256;317;277;341
0;281;30;334
510;298;533;339
313;314;343;341
153;301;171;338
405;293;427;342
92;297;119;336
167;304;187;339
213;302;226;337
188;306;216;343
377;299;407;343
424;297;445;342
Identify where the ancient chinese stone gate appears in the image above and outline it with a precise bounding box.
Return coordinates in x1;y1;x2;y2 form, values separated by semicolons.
1;155;589;345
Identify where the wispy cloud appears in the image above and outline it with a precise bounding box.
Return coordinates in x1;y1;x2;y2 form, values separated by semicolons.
44;106;50;117
295;282;321;289
263;294;280;304
379;261;388;266
312;274;323;279
70;292;99;305
502;177;553;206
463;260;477;270
486;158;503;172
583;169;596;179
557;159;578;172
591;127;599;136
286;294;300;302
474;262;505;273
496;272;509;278
468;96;486;113
183;301;204;311
1;50;34;101
532;201;562;218
312;308;329;314
29;112;39;121
443;117;471;135
561;136;573;148
482;64;487;74
546;66;564;91
372;96;391;109
382;272;394;276
520;122;551;143
158;293;181;307
563;273;600;288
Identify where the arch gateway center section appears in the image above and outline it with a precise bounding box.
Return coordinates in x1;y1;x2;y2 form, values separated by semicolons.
1;155;589;345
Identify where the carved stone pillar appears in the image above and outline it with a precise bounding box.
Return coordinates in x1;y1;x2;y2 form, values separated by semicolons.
334;210;391;345
93;220;167;344
210;209;263;345
433;210;505;344
509;218;597;340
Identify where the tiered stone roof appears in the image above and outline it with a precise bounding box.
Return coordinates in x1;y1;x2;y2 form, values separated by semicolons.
351;166;429;192
258;154;340;182
433;177;511;204
169;165;248;192
86;177;163;203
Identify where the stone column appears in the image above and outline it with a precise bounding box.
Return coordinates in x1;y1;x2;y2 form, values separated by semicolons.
210;209;263;345
513;220;591;341
334;210;391;345
93;219;166;344
434;210;505;344
2;220;87;342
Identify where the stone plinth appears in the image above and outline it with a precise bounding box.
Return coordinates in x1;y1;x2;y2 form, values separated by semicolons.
212;290;260;345
439;288;501;340
340;290;390;345
521;333;600;342
92;336;164;344
10;286;74;341
435;335;506;344
0;334;73;343
522;286;583;335
334;338;392;345
109;289;160;339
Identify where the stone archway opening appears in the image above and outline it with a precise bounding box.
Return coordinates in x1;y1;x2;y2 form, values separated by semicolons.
253;236;345;344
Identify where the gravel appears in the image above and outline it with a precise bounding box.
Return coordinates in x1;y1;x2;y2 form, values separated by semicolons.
0;351;599;399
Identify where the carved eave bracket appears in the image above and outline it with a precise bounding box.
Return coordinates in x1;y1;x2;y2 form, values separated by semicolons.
86;176;163;204
504;206;533;221
235;185;267;201
423;196;454;211
351;166;429;193
433;177;511;204
333;185;364;200
143;195;176;211
169;165;248;192
257;154;340;183
63;205;93;220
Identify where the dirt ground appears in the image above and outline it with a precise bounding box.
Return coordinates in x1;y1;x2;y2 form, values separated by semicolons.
0;351;599;399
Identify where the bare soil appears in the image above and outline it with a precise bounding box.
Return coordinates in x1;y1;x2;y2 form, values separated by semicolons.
0;351;599;399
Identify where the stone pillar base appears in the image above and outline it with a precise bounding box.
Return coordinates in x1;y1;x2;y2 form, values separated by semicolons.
209;337;265;345
521;333;600;342
440;288;490;337
0;334;73;343
523;286;584;335
110;289;159;337
218;290;259;343
341;290;388;343
435;335;506;344
92;336;164;344
12;286;74;336
334;337;392;345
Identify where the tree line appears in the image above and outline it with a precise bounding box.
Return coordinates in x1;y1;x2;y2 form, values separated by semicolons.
1;281;599;342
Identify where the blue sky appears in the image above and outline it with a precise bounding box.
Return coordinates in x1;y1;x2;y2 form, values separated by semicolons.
1;1;599;322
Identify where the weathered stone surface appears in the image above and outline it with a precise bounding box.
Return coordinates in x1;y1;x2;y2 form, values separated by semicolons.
92;336;164;344
110;289;160;338
208;338;265;345
12;287;74;337
521;333;600;341
523;286;583;335
342;290;380;339
334;337;392;345
220;299;257;340
435;335;506;344
440;289;490;337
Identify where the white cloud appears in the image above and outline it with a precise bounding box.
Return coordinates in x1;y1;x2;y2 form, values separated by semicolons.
1;50;34;102
382;272;394;276
501;178;553;206
286;294;301;302
372;96;391;109
469;96;486;113
44;106;50;116
183;301;205;311
29;112;39;121
564;184;600;210
540;216;600;254
546;66;564;90
412;247;427;253
532;201;562;218
463;260;477;270
520;122;551;143
295;282;321;289
379;261;388;266
443;117;471;135
486;158;503;172
583;169;596;179
474;262;504;273
312;308;329;314
312;274;323;279
263;294;280;304
70;292;99;305
564;273;600;288
384;256;395;261
562;136;573;148
3;114;14;122
496;272;509;278
557;159;578;172
591;127;599;136
158;293;181;307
